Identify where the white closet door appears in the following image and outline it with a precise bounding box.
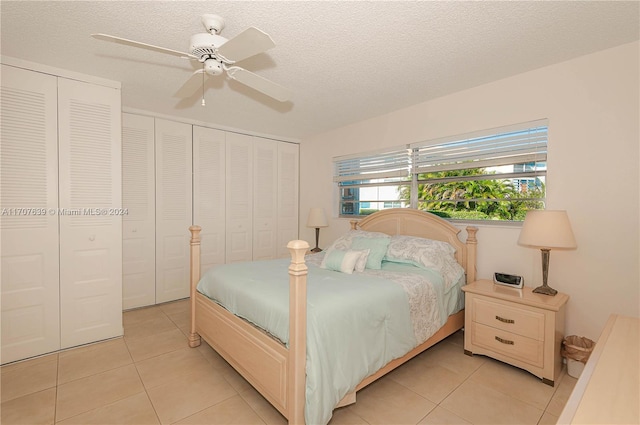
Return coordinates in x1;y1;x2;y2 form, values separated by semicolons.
193;126;225;274
58;78;122;349
122;114;155;309
155;119;192;303
253;138;278;260
225;133;253;263
277;143;300;258
0;65;60;363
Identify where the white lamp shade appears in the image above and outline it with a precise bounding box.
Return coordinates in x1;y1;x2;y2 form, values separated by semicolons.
306;207;328;228
518;210;577;250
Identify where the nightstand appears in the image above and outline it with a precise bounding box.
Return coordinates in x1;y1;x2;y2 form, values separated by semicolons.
462;280;569;386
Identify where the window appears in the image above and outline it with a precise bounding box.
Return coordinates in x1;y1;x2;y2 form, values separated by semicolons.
334;146;410;216
335;120;547;221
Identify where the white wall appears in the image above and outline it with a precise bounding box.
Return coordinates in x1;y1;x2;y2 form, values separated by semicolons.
299;41;640;341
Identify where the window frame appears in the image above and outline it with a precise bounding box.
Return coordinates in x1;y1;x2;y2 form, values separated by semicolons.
334;120;548;222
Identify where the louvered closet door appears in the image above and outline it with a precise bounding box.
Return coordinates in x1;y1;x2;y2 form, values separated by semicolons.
155;119;192;303
225;133;253;263
58;78;122;349
0;65;60;363
277;142;300;258
193;126;225;274
253;138;278;260
122;114;155;309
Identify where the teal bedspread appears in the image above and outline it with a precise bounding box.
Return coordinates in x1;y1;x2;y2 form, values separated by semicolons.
197;258;451;424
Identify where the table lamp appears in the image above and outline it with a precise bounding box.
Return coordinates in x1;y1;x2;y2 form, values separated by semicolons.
518;210;577;296
306;207;328;252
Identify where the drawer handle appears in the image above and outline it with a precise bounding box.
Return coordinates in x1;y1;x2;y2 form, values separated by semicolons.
495;336;514;345
495;315;514;324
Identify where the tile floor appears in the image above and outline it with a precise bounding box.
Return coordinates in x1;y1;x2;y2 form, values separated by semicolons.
1;299;577;425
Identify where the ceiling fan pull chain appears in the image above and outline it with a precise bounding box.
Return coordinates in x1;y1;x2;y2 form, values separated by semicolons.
201;64;206;106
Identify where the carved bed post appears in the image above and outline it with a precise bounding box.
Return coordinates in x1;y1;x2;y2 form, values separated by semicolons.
189;225;202;348
287;240;309;425
465;226;478;284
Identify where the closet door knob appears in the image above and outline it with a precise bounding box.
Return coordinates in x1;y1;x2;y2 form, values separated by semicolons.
89;235;96;241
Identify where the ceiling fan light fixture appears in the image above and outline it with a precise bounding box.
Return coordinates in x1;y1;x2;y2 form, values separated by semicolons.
189;33;228;59
203;58;223;76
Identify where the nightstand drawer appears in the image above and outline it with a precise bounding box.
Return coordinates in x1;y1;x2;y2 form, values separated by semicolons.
471;322;544;368
472;297;545;341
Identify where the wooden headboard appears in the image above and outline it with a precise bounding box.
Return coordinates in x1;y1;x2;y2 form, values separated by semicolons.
351;208;478;283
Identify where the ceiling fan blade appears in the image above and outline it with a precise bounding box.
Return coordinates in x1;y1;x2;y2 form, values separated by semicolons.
216;27;276;63
174;69;206;98
91;33;197;60
226;67;291;102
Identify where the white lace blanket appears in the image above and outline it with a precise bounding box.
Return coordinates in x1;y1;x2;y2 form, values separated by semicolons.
306;254;448;343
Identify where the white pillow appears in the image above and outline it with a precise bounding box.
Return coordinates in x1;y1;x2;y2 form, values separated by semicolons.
352;249;370;272
320;249;362;274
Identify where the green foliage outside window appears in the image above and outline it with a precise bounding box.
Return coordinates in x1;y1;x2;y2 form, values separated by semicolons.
399;168;545;221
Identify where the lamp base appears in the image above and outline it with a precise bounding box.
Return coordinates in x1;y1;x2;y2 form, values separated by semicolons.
532;284;558;296
310;247;323;253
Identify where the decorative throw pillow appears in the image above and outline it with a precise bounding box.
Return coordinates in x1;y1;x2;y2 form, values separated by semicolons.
352;249;370;273
384;234;456;269
320;249;361;274
351;237;391;270
384;234;464;290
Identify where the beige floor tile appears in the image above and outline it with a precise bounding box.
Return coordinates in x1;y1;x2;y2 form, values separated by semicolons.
134;347;211;389
545;372;577;417
123;314;177;339
418;406;471;425
175;394;265;424
56;392;159;425
124;328;187;362
158;299;189;316
58;338;132;384
440;380;544;425
146;368;237;424
420;340;486;378
239;387;287;425
0;388;56;425
388;354;467;403
446;330;465;348
166;309;190;329
55;364;144;421
328;405;369;424
469;358;555;411
349;377;436;424
123;306;166;327
1;354;58;402
538;411;559;425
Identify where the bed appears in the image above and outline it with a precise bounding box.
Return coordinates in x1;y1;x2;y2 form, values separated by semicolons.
188;208;478;424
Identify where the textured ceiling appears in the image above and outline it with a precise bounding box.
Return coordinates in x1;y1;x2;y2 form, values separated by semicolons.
1;1;638;140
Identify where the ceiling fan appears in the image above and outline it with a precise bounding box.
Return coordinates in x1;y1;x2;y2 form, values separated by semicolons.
92;14;292;103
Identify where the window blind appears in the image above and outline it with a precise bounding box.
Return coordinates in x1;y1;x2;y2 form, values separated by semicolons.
333;146;410;183
411;120;548;175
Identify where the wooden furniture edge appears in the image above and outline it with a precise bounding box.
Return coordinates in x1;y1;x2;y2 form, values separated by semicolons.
189;225;202;348
557;314;639;424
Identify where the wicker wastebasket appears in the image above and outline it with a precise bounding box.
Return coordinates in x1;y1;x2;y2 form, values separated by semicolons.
561;335;595;378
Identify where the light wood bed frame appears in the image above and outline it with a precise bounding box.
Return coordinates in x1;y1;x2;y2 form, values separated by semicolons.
188;208;478;424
